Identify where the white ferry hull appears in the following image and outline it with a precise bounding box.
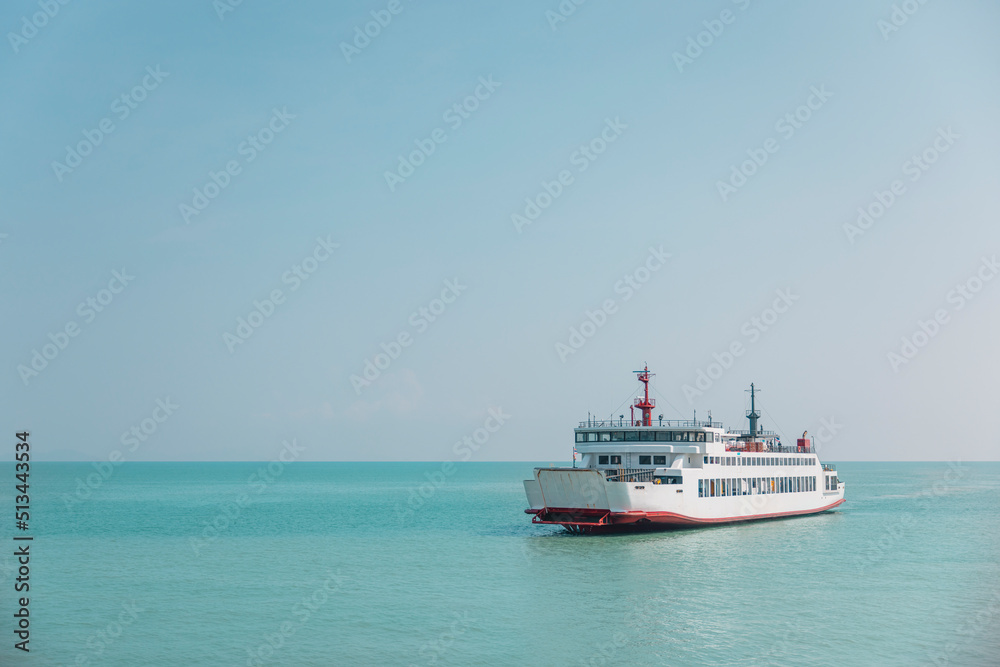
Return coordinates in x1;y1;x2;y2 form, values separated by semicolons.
525;467;845;533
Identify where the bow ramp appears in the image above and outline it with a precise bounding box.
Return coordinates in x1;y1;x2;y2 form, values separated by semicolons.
530;468;611;527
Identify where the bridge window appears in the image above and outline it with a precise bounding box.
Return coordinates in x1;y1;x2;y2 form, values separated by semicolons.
624;431;639;441
655;431;671;441
639;455;651;465
600;432;611;442
598;455;609;465
611;431;624;441
576;432;585;442
696;432;706;442
653;455;666;465
639;431;654;441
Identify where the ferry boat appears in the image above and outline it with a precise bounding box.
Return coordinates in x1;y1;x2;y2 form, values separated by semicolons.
524;367;845;533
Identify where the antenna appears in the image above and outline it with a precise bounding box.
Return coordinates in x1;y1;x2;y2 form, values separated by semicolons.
746;383;761;439
631;365;655;426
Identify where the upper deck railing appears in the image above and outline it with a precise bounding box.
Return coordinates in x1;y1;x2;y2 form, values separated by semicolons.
578;419;723;429
726;443;815;454
728;429;779;438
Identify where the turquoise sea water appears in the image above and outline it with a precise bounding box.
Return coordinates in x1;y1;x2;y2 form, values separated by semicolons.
1;462;998;666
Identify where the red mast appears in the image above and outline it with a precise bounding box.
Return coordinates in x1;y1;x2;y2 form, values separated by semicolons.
632;365;656;426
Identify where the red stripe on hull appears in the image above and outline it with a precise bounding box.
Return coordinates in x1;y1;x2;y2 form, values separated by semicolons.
527;498;845;533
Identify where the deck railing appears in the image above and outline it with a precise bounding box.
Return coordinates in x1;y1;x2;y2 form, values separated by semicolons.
604;468;656;482
579;419;723;429
726;444;815;454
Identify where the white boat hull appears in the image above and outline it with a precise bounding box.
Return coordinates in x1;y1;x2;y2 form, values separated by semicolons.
525;467;845;533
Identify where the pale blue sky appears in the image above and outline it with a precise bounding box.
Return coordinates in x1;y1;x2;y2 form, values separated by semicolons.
3;0;999;461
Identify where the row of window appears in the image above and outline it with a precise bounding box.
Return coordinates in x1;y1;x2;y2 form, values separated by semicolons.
596;455;671;465
704;455;814;467
597;455;680;466
577;431;717;443
699;476;816;497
